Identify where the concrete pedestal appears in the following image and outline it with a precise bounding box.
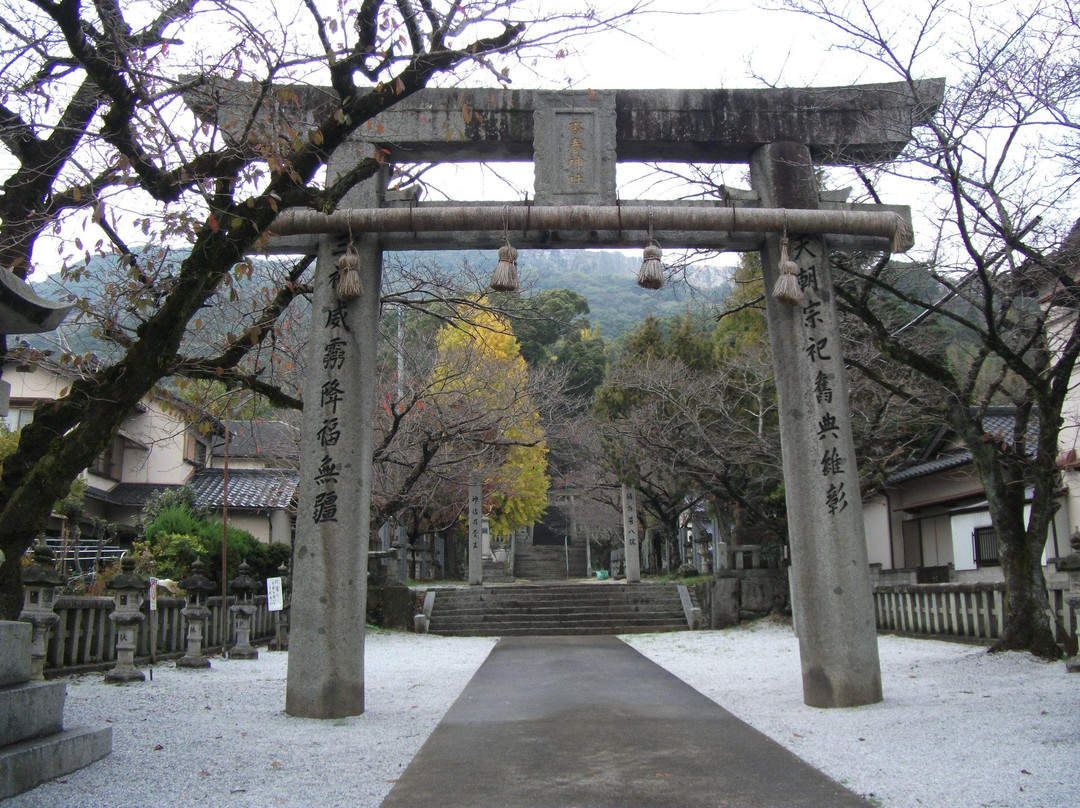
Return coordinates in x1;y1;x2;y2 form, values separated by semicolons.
0;621;111;800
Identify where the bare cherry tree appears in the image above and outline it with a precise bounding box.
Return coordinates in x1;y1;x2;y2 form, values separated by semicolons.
779;0;1080;657
0;0;649;617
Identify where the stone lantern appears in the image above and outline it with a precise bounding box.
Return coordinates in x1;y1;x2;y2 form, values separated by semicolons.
19;539;63;681
228;560;259;660
105;555;147;683
177;558;215;669
1060;530;1080;673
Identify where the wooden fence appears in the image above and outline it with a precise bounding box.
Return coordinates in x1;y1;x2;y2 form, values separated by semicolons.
873;581;1076;644
44;594;277;674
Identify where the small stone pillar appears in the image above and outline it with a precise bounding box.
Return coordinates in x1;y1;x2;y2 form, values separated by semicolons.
621;485;642;583
105;556;147;683
19;539;62;681
468;470;483;585
228;560;259;660
177;558;215;669
274;562;290;652
1060;535;1080;673
392;534;407;584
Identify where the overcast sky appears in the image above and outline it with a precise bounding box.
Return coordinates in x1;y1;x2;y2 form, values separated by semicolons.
23;0;967;276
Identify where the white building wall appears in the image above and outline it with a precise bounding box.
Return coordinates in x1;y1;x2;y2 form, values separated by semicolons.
118;400;195;485
209;458;265;470
862;495;892;567
890;469;983;511
949;512;987;572
227;513;271;543
269;509;292;546
3;363;70;406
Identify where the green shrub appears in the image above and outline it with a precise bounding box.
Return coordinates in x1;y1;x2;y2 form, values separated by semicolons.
143;504;289;584
148;533;205;580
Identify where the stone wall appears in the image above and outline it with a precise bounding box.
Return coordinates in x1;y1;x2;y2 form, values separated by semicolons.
696;570;790;629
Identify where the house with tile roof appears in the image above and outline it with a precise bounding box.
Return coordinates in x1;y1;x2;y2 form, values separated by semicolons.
861;407;1073;583
864;224;1080;586
2;354;297;548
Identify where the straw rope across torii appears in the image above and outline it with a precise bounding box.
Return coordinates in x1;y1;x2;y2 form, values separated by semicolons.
272;203;913;253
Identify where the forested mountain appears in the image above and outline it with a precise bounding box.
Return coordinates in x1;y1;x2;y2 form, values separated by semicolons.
26;248;731;359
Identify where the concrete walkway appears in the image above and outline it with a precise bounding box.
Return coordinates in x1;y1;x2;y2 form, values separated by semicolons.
379;635;872;807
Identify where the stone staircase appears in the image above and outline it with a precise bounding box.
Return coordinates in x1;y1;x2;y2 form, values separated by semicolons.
481;558;515;583
512;541;587;580
0;621;112;800
425;582;696;636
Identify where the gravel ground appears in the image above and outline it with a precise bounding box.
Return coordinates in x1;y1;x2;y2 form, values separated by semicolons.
7;622;1077;808
6;630;498;808
624;620;1079;808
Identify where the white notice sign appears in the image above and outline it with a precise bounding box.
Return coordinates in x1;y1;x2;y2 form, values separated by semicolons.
266;577;284;612
148;578;158;611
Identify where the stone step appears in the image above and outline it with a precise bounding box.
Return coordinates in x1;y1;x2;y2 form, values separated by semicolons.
429;609;682;622
431;600;688;613
0;620;113;800
513;544;588;579
429;622;682;635
481;560;515;583
429;605;685;618
0;725;113;800
427;585;695;597
430;612;688;625
428;590;689;606
425;583;696;637
429;624;689;637
0;681;65;747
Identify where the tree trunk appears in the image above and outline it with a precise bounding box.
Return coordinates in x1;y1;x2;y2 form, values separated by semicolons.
443;531;459;581
965;419;1061;660
0;561;21;622
993;526;1060;659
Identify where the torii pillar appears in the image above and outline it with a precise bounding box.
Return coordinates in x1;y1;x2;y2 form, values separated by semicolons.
285;154;387;718
752;142;882;707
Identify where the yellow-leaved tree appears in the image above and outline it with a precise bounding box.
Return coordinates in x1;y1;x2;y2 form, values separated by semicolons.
433;302;549;538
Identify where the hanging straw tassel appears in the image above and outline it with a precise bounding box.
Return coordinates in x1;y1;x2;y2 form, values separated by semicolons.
637;239;664;289
490;241;519;291
337;242;363;299
772;232;803;306
890;213;913;253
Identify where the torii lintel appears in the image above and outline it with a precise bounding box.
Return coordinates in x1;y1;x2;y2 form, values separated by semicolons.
186;79;944;167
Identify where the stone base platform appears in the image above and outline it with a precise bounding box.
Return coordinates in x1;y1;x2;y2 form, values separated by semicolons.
0;621;112;800
0;725;113;799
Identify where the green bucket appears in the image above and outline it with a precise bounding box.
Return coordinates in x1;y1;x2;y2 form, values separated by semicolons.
595;570;610;580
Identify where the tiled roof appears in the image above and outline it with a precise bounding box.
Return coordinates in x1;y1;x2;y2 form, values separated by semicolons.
211;420;300;463
885;408;1039;486
885;450;973;484
87;483;177;508
188;468;298;510
87;469;298;512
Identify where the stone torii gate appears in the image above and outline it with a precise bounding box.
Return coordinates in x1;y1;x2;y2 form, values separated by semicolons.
190;79;942;718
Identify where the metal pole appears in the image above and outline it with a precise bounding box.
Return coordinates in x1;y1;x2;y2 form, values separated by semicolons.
220;425;229;653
